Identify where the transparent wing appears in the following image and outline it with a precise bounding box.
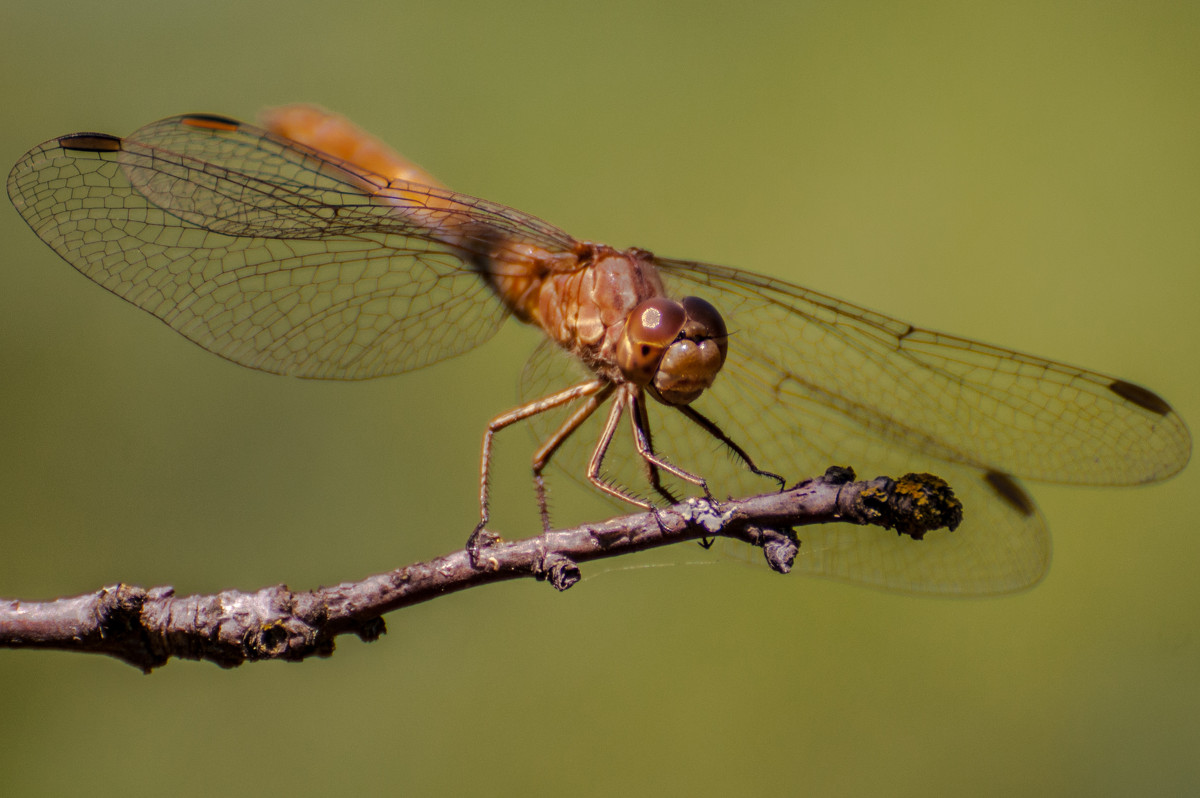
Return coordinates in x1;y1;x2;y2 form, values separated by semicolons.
520;337;1050;595
6;114;577;379
518;257;1189;595
655;257;1190;488
11;112;1189;595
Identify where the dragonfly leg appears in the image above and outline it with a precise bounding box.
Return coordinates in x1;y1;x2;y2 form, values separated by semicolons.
585;388;657;510
533;473;552;535
631;391;683;506
628;392;711;500
470;379;607;566
675;404;786;491
530;384;615;533
629;393;719;546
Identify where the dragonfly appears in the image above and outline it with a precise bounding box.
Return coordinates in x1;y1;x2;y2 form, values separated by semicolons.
7;105;1191;595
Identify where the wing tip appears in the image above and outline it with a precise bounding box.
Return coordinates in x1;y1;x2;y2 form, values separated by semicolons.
1108;379;1174;417
983;471;1038;518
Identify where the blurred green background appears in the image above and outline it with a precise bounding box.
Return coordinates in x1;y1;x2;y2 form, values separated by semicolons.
2;2;1197;795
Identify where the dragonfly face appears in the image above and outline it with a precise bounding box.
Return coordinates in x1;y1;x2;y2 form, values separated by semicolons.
616;295;728;405
7;104;1191;595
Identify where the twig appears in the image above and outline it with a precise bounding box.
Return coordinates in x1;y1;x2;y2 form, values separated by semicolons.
0;467;960;672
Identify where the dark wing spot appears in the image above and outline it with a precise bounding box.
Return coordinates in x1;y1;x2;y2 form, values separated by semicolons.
1108;379;1173;416
179;114;241;132
983;471;1037;517
57;133;122;152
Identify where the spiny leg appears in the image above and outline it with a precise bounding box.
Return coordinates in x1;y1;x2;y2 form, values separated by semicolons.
585;387;657;510
628;392;711;498
629;390;683;506
675;404;786;490
530;383;615;533
470;379;606;566
673;404;784;549
628;392;721;545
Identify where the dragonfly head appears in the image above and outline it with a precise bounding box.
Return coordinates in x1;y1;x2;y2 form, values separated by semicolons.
616;296;728;405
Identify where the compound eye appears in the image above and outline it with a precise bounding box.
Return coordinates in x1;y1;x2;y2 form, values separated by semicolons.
629;298;686;347
681;296;728;363
616;298;687;384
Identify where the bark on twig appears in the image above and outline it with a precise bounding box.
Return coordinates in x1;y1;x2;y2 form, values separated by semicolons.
0;467;960;672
